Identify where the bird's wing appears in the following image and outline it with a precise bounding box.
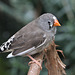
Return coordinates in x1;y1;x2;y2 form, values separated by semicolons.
12;32;46;55
6;23;46;56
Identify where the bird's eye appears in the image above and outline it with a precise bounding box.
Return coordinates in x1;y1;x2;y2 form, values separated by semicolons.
48;21;51;25
48;21;51;29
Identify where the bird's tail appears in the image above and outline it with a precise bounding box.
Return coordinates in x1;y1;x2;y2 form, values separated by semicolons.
0;42;9;52
0;35;15;53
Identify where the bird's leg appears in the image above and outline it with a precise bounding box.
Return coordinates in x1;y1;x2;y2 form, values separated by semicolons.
57;50;65;58
26;54;42;70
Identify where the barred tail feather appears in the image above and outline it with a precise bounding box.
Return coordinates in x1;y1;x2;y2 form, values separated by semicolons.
0;43;6;52
0;35;15;53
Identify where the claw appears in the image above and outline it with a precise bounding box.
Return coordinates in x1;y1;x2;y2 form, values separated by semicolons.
26;55;42;70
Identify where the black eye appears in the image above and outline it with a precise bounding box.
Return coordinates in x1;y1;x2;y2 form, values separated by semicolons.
48;21;51;25
48;21;51;29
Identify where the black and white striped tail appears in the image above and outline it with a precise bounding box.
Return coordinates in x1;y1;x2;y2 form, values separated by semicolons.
0;35;15;52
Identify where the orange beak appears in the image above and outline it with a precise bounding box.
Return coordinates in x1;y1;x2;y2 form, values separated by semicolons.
53;19;61;26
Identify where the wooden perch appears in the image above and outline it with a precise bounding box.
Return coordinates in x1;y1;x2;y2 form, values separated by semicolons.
27;41;66;75
27;52;44;75
45;41;66;75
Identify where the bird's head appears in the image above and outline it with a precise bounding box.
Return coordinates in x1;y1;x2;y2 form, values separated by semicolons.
37;13;61;32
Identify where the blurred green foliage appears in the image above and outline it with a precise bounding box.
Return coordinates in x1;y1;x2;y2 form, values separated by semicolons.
0;0;75;75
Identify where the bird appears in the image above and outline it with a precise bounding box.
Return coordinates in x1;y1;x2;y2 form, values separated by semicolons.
0;13;61;69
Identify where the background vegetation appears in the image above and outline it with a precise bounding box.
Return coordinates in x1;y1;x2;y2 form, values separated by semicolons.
0;0;75;75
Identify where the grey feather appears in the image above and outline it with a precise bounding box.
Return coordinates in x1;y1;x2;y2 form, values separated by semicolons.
0;13;57;58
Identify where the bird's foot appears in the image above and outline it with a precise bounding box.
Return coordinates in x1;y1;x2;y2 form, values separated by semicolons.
26;55;42;70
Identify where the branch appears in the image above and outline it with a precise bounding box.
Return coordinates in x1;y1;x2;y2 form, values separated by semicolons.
45;41;66;75
27;52;44;75
27;41;66;75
